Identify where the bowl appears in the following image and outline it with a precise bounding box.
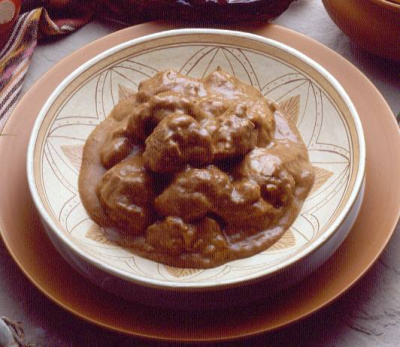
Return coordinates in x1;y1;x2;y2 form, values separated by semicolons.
322;0;400;61
27;29;366;309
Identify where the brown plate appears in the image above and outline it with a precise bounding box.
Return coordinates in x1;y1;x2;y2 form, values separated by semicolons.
0;22;399;342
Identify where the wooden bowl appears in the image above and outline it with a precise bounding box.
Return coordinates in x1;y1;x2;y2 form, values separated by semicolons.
322;0;400;61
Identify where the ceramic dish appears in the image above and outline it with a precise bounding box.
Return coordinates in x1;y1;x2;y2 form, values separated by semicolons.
26;28;366;306
1;22;399;341
322;0;400;61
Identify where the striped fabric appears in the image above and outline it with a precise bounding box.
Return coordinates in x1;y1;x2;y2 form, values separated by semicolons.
0;0;158;131
0;0;95;130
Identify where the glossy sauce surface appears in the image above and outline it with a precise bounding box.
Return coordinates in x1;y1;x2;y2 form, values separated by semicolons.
79;69;315;268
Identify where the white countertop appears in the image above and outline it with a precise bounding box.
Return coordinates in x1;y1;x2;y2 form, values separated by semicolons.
1;0;399;345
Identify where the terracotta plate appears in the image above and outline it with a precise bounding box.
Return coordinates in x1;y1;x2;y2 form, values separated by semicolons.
0;22;399;342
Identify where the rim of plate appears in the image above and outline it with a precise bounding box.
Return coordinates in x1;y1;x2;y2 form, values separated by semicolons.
27;28;366;291
371;0;400;10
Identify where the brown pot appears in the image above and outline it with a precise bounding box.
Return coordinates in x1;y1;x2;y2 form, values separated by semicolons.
322;0;400;61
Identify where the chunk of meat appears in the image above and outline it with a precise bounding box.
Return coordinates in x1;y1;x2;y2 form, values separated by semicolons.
96;155;154;234
237;144;314;208
146;216;196;254
196;94;230;118
138;70;207;98
205;113;257;160
155;165;278;230
100;136;133;169
215;179;278;229
149;93;206;122
126;93;208;141
236;99;275;146
108;97;137;121
146;217;227;255
100;117;135;169
143;113;213;173
155;166;231;221
203;70;258;100
202;70;275;144
218;197;277;230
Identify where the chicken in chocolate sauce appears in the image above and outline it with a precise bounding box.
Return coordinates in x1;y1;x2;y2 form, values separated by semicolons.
79;69;315;268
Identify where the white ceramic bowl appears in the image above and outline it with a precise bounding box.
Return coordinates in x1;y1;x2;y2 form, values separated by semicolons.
27;29;365;309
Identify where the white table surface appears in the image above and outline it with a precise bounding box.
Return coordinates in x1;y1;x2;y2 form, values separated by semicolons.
1;0;399;345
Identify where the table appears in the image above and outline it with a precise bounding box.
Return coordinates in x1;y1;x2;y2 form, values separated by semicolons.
1;1;399;345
